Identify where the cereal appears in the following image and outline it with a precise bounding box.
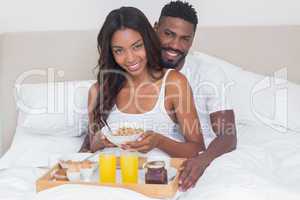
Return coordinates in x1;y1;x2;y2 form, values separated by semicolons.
112;127;144;136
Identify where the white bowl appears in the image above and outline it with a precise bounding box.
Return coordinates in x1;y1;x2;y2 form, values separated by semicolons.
66;170;81;181
101;122;144;146
80;168;94;182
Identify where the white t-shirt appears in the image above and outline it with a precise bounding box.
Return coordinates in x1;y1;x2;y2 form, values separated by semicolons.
179;52;232;146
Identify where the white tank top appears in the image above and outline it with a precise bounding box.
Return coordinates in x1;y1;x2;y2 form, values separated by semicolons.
106;69;185;151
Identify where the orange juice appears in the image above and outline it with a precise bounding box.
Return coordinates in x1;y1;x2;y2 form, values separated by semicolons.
120;153;138;184
99;153;116;183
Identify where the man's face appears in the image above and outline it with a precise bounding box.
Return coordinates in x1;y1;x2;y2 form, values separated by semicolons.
156;17;195;69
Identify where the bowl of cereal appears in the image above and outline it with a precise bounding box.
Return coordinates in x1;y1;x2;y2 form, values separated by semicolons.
101;122;144;146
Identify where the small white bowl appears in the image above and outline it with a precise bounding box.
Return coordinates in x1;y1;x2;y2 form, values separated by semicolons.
66;170;81;181
101;122;144;146
80;168;94;182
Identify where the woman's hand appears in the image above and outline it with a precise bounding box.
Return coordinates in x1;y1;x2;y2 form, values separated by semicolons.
90;132;116;153
122;131;162;153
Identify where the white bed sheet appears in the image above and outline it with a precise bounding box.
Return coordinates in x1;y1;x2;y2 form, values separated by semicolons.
0;124;299;200
0;167;46;200
181;124;300;200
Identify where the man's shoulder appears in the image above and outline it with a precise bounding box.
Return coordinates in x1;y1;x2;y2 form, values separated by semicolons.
182;52;227;82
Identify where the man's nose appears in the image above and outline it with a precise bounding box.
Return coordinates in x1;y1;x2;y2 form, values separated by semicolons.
169;37;181;51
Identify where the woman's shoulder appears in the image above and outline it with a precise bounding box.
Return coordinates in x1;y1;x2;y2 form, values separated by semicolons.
165;69;189;86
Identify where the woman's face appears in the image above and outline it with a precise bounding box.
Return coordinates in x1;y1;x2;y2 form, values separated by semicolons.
111;28;147;77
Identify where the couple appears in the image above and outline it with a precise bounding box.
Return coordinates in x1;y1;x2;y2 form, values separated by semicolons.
81;1;237;191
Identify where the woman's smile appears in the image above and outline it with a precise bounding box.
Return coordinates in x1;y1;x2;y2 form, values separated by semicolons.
127;62;140;72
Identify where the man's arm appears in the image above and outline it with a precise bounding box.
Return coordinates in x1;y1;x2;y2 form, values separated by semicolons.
205;109;237;160
178;109;237;191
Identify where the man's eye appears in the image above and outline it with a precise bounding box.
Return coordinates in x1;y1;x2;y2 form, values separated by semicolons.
183;37;190;42
165;32;170;36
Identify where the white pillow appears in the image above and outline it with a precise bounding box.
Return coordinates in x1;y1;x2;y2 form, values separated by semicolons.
229;69;300;132
15;80;95;136
193;52;300;132
0;127;85;169
228;70;265;123
286;81;300;132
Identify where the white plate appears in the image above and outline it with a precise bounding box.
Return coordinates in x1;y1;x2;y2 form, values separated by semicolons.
58;153;98;170
101;122;144;146
59;153;94;162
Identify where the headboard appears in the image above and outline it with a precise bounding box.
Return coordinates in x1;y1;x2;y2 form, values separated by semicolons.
192;26;300;83
0;26;299;154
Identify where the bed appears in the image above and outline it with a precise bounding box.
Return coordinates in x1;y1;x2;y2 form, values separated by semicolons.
0;124;299;200
0;26;299;200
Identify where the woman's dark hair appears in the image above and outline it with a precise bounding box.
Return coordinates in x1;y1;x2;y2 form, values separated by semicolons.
93;7;163;130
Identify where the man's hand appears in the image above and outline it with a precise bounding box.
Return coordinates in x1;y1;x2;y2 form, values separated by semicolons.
90;133;116;153
178;153;211;191
122;131;161;153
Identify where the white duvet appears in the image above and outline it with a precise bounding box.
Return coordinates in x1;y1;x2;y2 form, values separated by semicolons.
0;167;45;200
0;124;299;200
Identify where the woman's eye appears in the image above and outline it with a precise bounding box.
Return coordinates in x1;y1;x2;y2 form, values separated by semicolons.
133;43;143;50
114;49;123;55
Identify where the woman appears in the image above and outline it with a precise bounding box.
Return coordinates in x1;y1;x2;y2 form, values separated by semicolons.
85;7;205;157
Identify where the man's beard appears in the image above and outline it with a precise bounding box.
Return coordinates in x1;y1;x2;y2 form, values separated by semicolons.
160;47;187;69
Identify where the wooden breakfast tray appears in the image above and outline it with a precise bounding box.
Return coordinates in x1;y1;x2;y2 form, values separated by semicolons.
36;157;185;199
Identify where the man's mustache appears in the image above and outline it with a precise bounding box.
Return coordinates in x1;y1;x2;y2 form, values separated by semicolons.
161;47;184;56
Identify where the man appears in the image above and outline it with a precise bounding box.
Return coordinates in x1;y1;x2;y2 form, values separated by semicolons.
155;1;237;191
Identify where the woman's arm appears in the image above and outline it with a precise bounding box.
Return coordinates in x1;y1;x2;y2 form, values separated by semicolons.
156;70;205;157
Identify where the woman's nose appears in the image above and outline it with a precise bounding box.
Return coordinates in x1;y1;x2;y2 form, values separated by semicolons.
125;50;136;63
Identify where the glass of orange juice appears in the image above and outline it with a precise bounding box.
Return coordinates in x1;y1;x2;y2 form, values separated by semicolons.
99;151;116;183
120;151;139;184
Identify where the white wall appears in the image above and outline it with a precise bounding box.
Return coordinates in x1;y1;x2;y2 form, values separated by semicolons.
198;0;300;26
0;114;3;155
0;34;3;155
0;0;300;33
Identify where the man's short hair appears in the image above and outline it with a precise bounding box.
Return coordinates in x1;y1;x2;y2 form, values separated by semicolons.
159;1;198;30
